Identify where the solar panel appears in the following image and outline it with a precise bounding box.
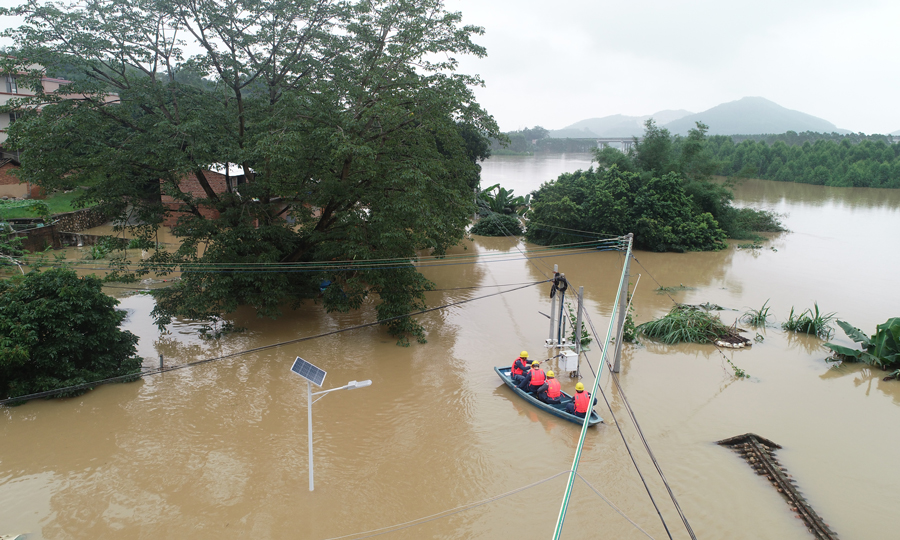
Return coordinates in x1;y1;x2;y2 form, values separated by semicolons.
290;357;327;387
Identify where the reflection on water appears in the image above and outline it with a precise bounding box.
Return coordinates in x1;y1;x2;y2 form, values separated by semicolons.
3;157;900;539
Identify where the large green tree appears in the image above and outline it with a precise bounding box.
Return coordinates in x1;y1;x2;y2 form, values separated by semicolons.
2;0;498;343
0;268;141;399
525;167;726;252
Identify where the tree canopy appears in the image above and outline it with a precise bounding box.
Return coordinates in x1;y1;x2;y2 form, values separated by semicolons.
526;120;783;249
1;0;499;343
706;135;900;188
0;268;141;400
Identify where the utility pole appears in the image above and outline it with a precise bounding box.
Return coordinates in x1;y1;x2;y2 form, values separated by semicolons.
547;264;558;346
613;233;633;373
574;286;584;378
552;234;633;540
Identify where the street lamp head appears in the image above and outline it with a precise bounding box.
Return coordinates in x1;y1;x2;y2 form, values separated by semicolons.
346;380;372;390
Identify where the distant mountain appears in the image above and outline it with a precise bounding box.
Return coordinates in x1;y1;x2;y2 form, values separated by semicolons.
892;129;900;136
663;97;840;136
549;110;692;138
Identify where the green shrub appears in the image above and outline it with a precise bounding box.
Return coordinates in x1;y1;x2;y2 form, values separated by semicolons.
0;268;142;399
470;213;523;236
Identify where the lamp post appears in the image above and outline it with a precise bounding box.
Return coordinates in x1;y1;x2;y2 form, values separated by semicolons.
306;379;372;492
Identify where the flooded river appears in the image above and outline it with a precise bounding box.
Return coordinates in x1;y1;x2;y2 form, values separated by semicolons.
2;154;899;539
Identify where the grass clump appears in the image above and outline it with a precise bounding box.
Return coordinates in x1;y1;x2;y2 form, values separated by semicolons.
655;283;694;294
781;303;835;339
637;304;733;344
741;299;772;327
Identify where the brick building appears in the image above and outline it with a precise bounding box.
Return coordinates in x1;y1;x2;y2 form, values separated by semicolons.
160;170;229;227
0;156;41;199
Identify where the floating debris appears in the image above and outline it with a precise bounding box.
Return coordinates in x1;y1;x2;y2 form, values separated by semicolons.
718;433;839;540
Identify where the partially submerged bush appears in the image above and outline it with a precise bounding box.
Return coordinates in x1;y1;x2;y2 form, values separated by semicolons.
470;213;523;236
0;268;142;400
638;304;735;344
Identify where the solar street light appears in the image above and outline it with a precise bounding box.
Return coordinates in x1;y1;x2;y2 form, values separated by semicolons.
290;357;372;491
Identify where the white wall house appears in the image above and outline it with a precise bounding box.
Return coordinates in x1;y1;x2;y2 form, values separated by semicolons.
0;65;63;144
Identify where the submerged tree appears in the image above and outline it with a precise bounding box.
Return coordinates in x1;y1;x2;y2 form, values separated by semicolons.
526;166;726;252
0;268;141;399
583;120;783;241
2;0;499;343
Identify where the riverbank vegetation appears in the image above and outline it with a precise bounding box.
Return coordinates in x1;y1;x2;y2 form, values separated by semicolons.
825;318;900;379
3;0;499;344
0;268;141;400
707;133;900;188
525;120;784;251
489;126;597;155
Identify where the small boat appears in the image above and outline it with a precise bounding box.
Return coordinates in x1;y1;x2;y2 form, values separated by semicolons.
494;366;603;426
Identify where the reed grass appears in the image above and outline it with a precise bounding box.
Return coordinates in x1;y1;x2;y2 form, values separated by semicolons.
741;299;772;327
781;303;835;339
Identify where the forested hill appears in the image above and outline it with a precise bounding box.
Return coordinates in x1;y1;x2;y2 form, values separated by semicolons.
664;97;841;135
708;134;900;188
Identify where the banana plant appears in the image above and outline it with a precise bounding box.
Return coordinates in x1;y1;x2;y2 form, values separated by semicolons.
477;184;531;215
825;318;900;369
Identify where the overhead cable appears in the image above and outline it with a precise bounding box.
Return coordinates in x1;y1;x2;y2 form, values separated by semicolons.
0;279;549;406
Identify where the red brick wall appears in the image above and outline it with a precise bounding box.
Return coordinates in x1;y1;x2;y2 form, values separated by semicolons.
161;170;228;227
0;161;19;186
0;162;44;198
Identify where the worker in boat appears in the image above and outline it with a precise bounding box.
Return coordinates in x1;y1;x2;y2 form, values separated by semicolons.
565;382;598;418
536;370;562;404
518;360;546;394
510;350;531;384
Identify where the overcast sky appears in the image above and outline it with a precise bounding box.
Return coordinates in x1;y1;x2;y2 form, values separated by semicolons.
2;0;897;134
449;0;900;134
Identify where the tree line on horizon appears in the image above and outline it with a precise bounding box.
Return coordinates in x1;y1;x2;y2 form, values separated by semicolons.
707;134;900;189
492;124;900;188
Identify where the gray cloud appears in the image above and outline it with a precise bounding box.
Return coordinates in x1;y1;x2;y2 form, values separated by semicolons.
451;0;900;134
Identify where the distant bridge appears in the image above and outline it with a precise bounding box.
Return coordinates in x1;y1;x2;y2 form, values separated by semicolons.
595;137;641;152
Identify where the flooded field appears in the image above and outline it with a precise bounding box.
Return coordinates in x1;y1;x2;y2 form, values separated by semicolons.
2;156;899;539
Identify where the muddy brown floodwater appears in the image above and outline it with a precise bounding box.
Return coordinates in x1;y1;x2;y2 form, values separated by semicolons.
2;156;900;539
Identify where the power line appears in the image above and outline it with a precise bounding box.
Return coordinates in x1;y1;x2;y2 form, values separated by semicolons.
577;323;675;540
321;471;571;540
580;260;700;540
575;472;657;540
0;279;549;406
18;237;619;268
